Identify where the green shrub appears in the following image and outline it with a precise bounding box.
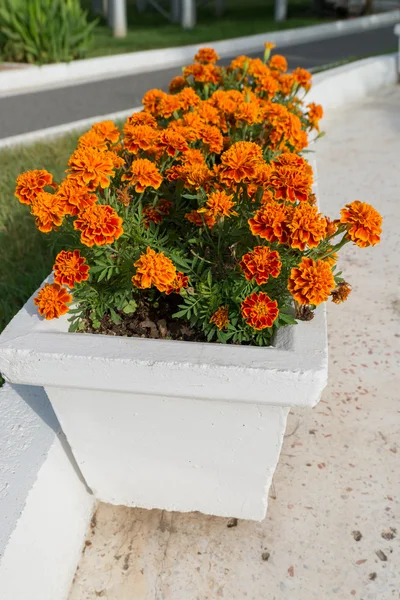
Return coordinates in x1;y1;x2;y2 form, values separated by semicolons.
0;0;97;64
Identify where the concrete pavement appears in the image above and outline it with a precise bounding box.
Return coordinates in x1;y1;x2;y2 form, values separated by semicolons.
0;24;397;139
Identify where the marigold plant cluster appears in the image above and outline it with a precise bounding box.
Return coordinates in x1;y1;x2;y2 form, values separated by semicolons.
16;45;382;345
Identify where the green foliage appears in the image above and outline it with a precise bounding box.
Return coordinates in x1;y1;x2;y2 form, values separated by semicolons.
0;0;97;64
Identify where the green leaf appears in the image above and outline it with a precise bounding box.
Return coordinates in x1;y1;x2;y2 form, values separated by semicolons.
279;313;298;326
122;300;138;315
172;309;189;319
110;308;121;325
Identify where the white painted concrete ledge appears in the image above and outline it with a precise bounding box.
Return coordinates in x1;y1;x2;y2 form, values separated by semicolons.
0;10;399;96
0;384;95;600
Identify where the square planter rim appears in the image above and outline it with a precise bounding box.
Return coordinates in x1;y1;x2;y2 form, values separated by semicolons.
0;287;327;408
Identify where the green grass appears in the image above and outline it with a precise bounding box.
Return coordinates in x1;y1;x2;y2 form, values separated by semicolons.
83;0;324;57
0;134;80;333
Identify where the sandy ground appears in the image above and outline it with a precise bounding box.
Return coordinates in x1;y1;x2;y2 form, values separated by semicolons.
68;86;400;600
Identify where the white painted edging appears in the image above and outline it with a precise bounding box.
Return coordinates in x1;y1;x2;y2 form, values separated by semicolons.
0;107;141;150
0;10;399;95
0;53;397;151
0;396;95;600
307;53;398;109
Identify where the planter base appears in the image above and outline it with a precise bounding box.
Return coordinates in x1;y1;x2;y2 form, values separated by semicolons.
45;387;289;521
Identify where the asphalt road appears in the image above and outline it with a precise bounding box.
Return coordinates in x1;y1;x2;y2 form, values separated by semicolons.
0;24;396;139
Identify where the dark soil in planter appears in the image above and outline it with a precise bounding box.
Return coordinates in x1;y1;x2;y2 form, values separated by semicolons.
80;295;208;343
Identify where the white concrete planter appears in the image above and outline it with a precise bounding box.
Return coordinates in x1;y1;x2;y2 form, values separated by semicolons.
0;288;327;521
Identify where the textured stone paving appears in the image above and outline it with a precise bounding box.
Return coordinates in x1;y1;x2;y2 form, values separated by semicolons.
68;86;400;600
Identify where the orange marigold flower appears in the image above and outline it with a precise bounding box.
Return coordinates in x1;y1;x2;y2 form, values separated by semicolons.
169;76;187;94
159;94;182;118
229;55;249;72
262;102;306;151
247;58;270;79
288;203;327;251
253;163;272;187
142;89;167;116
143;199;173;227
274;151;313;174
126;111;157;128
56;177;97;216
210;305;230;330
202;190;237;218
177;87;201;111
255;74;279;98
53;249;90;288
74;204;123;247
209;89;242;115
156;129;189;156
108;150;125;170
292;67;312;91
67;147;116;191
249;200;291;244
340;200;382;248
15;169;53;205
234;99;262;126
264;42;276;50
34;283;72;320
269;55;288;72
181;148;206;164
31;191;65;233
307;102;323;132
278;74;295;95
92;120;120;144
183;63;221;85
185;209;216;228
196;101;221;126
116;185;131;206
288;257;335;306
78;130;109;151
260;189;275;204
132;247;176;292
165;271;190;295
219;141;263;184
270;153;313;203
123;123;159;154
331;282;352;304
325;217;339;237
240;246;281;285
194;47;220;64
167;120;199;143
168;162;212;190
241;292;279;330
122;158;163;193
198;125;223;154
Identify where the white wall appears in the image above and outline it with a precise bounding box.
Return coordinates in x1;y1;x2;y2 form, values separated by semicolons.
0;384;95;600
0;384;59;555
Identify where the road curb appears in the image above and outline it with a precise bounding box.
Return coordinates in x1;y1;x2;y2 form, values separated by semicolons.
0;107;141;150
0;53;397;150
0;10;399;96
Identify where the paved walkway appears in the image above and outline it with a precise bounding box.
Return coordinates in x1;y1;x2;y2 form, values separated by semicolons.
68;86;400;600
0;24;396;139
